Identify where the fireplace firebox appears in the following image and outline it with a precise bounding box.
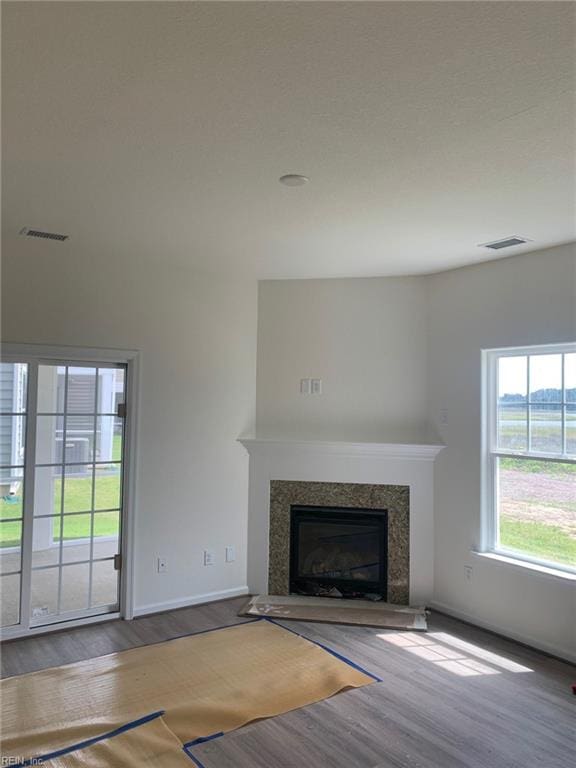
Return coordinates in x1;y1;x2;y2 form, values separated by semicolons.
289;505;388;599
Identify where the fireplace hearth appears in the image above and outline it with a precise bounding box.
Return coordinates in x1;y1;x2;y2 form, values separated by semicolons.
290;505;388;600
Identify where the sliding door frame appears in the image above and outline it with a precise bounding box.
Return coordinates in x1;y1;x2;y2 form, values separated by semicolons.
0;343;140;640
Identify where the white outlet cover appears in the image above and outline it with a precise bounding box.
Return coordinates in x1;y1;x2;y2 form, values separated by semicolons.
311;378;322;395
157;557;167;573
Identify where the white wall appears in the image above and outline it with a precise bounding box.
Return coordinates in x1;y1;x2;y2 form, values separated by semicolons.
1;240;257;615
428;243;576;661
256;277;429;443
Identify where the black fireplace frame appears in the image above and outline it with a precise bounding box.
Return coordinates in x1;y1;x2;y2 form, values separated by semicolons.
289;504;388;599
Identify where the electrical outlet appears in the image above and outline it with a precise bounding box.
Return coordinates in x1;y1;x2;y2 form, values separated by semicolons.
311;378;322;395
204;550;216;566
440;408;448;425
464;565;473;582
157;557;167;574
225;546;236;563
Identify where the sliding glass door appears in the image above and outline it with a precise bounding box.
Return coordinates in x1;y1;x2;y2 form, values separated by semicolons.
0;357;127;632
0;362;27;628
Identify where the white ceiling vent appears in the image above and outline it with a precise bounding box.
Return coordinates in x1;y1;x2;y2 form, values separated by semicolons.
479;236;530;250
19;227;69;242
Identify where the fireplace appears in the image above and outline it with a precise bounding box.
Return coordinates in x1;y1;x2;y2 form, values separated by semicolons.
289;505;388;599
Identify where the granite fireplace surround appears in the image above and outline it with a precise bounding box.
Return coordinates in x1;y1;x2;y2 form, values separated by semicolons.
269;480;410;604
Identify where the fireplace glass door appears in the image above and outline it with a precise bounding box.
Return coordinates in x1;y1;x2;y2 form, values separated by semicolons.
289;505;388;598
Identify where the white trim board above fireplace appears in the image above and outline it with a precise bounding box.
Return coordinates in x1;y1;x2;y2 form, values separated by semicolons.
240;438;444;605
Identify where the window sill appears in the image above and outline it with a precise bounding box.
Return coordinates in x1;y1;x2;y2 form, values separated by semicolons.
472;551;576;582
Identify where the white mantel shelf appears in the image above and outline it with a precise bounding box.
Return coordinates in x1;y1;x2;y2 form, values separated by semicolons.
239;437;444;461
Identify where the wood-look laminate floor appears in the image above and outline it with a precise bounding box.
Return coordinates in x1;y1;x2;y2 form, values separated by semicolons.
1;597;574;768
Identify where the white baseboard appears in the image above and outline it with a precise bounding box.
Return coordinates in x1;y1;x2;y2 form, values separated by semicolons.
133;586;250;618
429;600;576;666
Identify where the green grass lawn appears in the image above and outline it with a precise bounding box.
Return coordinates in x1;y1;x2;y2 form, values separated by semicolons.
0;432;123;548
0;472;121;547
500;518;576;567
500;457;576;476
112;434;123;461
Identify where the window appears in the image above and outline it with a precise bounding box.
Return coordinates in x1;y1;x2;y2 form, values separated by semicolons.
483;344;576;574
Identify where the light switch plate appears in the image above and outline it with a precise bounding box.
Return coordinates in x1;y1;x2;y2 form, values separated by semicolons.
300;378;311;394
311;378;322;395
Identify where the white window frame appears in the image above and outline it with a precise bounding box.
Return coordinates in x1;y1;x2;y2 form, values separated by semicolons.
0;342;140;640
481;342;576;576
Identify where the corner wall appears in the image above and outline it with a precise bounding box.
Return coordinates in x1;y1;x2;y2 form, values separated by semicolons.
1;241;257;615
427;243;576;661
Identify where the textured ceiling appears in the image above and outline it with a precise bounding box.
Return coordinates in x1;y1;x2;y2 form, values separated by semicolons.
2;2;575;278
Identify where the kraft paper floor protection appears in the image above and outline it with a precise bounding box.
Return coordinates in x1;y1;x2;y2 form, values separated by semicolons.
38;714;192;768
241;594;428;630
1;619;374;763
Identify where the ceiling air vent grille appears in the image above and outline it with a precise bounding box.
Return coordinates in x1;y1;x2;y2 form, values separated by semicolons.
480;236;529;250
20;227;69;242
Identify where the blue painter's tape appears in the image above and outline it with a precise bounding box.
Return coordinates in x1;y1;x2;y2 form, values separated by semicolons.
184;732;225;748
19;710;166;767
263;616;383;682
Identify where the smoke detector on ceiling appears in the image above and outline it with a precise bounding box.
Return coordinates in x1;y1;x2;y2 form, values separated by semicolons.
279;174;309;187
479;236;530;250
19;227;69;242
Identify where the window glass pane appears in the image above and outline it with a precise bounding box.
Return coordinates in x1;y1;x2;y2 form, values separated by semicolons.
59;514;92;564
567;404;576;455
565;353;576;403
33;465;60;516
96;416;120;463
497;404;527;450
35;415;63;464
61;563;89;612
498;356;527;403
93;511;119;559
0;415;26;466
32;516;60;568
91;559;118;608
497;458;576;568
529;403;562;453
1;573;21;627
67;367;97;413
0;521;21;573
94;464;121;510
63;466;93;513
0;362;28;414
529;354;561;402
65;415;95;462
97;369;121;414
112;368;125;410
37;365;64;413
31;567;59;620
0;467;24;519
